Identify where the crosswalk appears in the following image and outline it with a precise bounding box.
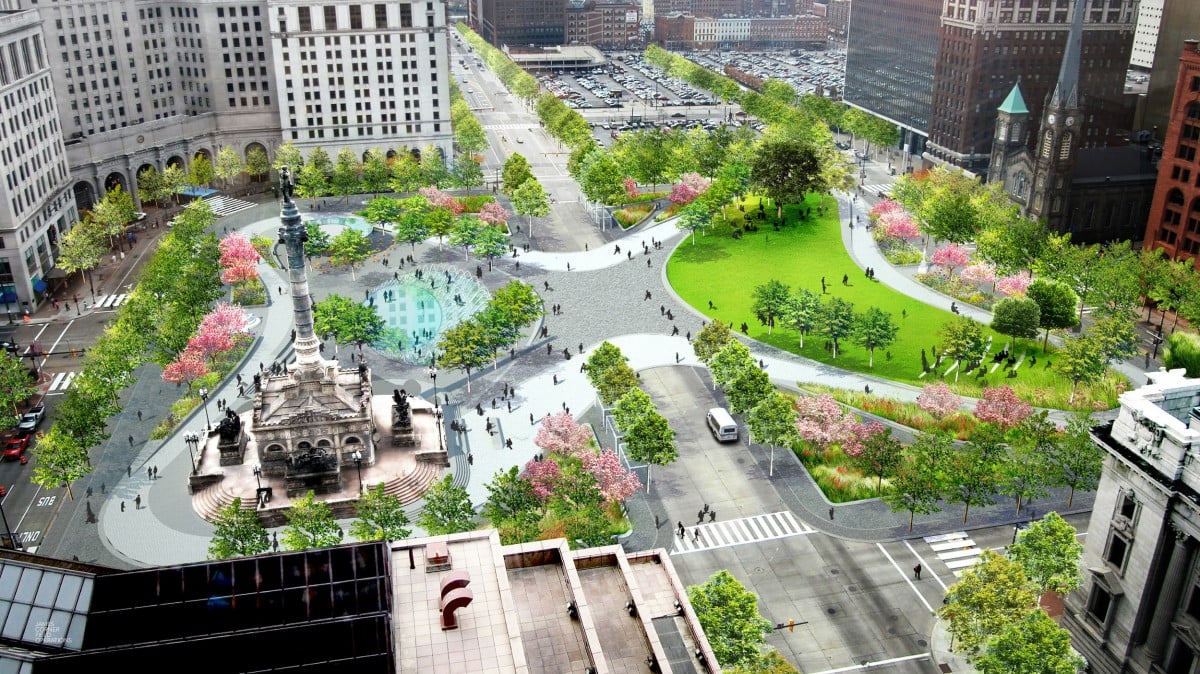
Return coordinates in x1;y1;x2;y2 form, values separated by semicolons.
89;293;127;310
45;371;78;395
484;123;530;130
203;194;256;218
862;183;894;198
671;511;813;555
923;532;983;577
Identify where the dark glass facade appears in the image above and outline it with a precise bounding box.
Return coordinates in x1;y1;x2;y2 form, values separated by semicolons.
473;0;567;48
844;0;943;146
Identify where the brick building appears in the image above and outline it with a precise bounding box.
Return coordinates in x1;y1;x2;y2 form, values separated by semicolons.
566;1;642;48
1143;40;1200;263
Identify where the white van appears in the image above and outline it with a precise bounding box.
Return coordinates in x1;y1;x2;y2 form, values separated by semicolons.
706;407;739;443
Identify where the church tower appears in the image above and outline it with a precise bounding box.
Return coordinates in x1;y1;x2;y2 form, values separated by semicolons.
1027;0;1086;231
988;82;1033;204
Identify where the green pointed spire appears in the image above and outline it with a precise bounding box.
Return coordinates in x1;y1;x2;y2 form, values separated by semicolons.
998;83;1030;115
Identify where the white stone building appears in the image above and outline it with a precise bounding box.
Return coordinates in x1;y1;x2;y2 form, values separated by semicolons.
1130;0;1163;70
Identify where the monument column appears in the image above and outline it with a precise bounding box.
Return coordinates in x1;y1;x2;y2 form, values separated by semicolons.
276;166;322;370
1144;525;1192;664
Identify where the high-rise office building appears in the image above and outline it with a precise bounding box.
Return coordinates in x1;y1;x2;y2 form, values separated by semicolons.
0;9;77;314
468;0;567;47
1144;0;1200;143
269;0;453;160
1142;40;1200;263
925;0;1137;173
843;0;942;159
1130;0;1163;70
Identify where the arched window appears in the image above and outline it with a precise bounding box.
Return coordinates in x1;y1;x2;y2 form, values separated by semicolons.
1168;188;1185;206
1188;102;1200;120
1058;132;1072;160
1040;130;1053;158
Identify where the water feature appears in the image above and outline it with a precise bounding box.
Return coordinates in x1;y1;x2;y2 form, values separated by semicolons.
368;265;491;364
308;214;375;236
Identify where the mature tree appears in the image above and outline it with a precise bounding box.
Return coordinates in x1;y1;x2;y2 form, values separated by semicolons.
473;224;509;272
502;153;534;195
727;650;801;674
297;157;331;202
389;152;423;193
548;467;611;549
417;475;477;535
313;293;385;348
727;366;775;416
511;178;550;237
883;432;952;529
940;316;987;379
245;146;271;182
623;409;678;466
490;280;544;328
693;320;734;364
437;319;491;393
687;570;774;668
852;425;904;495
613;387;656;434
974;386;1033;430
946;424;1005;523
1026;278;1079;352
363;196;403;231
331;148;362;200
975;214;1047;275
56;220;105;299
214;146;245;190
451;154;485;195
750;137;823;218
161;164;187;204
709;339;756;390
853;307;898;368
938;550;1037;655
350;484;412;542
482;466;542;544
282;491;344;551
751;280;790;335
1056;334;1109;403
748;392;800;476
975;610;1085;674
475;305;520;369
1089;314;1139;363
991;297;1041;342
1009;511;1083;596
392;194;431;252
582;449;642;504
535;411;593;458
577;147;625;204
454;115;488;156
304;222;332;256
0;352;34;424
136;166;168;206
272;141;304;173
793;394;860;451
209;498;269;559
783;289;822;348
586;341;628;384
820;297;857;358
448;215;484;262
676;201;713;245
1047;411;1102;508
188;154;215;188
361;148;392;195
30;426;91;501
327;228;372;280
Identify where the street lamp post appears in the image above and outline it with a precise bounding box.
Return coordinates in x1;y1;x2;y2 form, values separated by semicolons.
436;410;445;452
351;450;363;493
0;498;20;550
198;388;212;431
428;366;438;406
253;464;262;490
184;431;199;474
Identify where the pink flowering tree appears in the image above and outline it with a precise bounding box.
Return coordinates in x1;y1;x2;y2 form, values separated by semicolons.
996;271;1033;297
582;449;641;504
186;326;234;361
842;421;889;458
669;182;699;206
521;459;561;501
221;259;259;285
670;172;711;206
916;383;961;419
869;199;903;222
882;214;920;240
534;411;593;458
161;348;209;389
974;385;1033;430
794;394;860;451
478;201;511;226
419;186;465;214
623;177;640;201
960;261;997;286
218;233;261;284
200;303;251;337
930;243;971;278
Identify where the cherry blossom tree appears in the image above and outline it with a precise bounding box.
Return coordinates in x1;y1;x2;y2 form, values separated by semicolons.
960;261;997;286
582;449;641;504
794;394;860;450
162;348;209;388
199;303;251;337
221;259;259;285
419;186;465;214
869;199;903;221
842;421;889;458
997;271;1033;297
521;459;561;501
187;327;234;360
931;243;971;278
669;182;700;206
974;386;1033;430
680;172;712;193
218;232;261;284
534;411;593;458
670;172;711;205
623;177;640;200
883;214;920;240
916;383;961;419
478;201;511;226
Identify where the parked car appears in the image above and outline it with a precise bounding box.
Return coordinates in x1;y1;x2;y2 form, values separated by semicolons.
3;435;29;461
16;403;44;434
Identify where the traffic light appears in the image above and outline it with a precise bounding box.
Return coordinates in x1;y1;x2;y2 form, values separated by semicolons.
788;619;795;632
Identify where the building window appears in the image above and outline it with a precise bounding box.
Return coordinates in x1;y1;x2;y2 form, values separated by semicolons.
1118;491;1139;522
1087;585;1112;624
298;7;311;31
1104;533;1129;570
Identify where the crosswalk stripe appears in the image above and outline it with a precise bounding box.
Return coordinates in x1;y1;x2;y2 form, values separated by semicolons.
924;532;967;543
923;531;983;577
47;371;77;394
939;548;982;560
671;511;812;555
929;539;974;552
202;194;255;218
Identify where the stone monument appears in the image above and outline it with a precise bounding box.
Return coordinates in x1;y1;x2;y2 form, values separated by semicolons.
391;388;417;447
216;408;247;466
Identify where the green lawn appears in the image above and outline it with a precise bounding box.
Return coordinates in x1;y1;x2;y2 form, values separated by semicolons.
667;194;1124;410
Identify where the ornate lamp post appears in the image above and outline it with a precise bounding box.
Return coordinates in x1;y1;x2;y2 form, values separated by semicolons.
428;366;438;408
351;450;364;493
184;432;199;474
198;388;212;431
253;463;263;490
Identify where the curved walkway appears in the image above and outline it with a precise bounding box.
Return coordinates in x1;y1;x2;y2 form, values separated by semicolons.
74;192;1112;567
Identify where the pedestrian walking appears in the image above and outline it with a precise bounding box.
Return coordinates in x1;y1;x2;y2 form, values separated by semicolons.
703;503;709;514
647;259;651;267
120;501;125;512
134;495;142;510
913;564;922;580
507;401;512;413
137;410;142;422
708;510;716;522
153;466;158;479
127;465;132;477
578;343;583;354
842;274;848;286
147;467;153;480
129;435;134;448
828;507;834;520
86;486;93;498
468;453;474;465
530;413;535;425
278;286;283;295
693;529;701;543
100;482;106;494
677;521;685;538
272;532;279;553
553;374;558;385
644;290;651;300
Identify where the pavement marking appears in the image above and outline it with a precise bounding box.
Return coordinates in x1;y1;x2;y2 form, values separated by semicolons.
923;532;982;577
46;371;77;394
875;543;935;613
809;652;931;674
93;293;128;309
202;194;256;218
670;511;813;555
903;539;948;592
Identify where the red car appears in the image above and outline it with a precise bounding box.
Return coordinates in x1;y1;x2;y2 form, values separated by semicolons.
3;435;29;461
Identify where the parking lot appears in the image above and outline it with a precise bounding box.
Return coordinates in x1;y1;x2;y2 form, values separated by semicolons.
690;49;846;97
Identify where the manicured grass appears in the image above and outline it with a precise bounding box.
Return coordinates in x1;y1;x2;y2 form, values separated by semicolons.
667;194;1123;410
